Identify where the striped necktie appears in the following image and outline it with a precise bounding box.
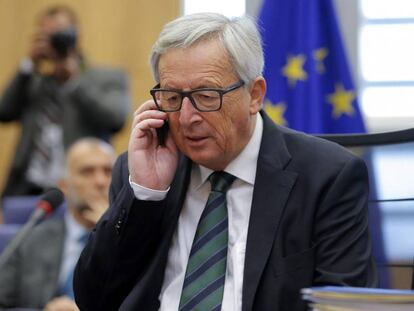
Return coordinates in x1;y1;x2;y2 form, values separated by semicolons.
179;171;235;311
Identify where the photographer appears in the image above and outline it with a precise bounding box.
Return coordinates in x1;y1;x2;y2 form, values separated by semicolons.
0;5;129;197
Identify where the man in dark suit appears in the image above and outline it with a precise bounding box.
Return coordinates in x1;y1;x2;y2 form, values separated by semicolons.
0;138;115;310
0;5;129;197
74;13;377;311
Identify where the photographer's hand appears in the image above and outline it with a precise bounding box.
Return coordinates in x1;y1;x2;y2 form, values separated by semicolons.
28;30;79;81
53;51;80;82
29;31;54;64
81;194;109;226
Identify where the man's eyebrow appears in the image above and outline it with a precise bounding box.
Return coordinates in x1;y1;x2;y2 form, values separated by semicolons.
161;83;221;91
193;84;221;89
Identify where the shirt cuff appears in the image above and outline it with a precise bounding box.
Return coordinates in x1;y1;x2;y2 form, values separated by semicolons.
129;175;169;201
19;58;34;74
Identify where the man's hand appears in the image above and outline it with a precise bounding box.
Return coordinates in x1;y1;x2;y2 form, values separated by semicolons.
30;31;55;64
29;31;79;81
44;296;79;311
128;100;178;190
81;194;109;225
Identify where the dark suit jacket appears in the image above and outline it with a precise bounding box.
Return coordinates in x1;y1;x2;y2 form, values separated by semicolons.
0;66;130;196
74;112;377;311
0;218;65;308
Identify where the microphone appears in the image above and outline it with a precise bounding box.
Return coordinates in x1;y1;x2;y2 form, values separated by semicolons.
0;188;64;268
32;187;64;221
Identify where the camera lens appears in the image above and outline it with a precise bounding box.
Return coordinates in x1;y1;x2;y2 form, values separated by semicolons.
49;27;77;57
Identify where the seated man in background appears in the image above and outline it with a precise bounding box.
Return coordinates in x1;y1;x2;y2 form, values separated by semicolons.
0;5;129;198
0;138;115;310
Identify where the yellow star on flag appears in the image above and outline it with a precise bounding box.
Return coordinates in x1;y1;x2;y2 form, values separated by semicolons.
313;47;329;74
282;54;307;87
264;100;288;126
327;83;356;119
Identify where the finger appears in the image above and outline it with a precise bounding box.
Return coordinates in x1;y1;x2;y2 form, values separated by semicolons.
31;35;50;51
32;33;49;43
132;118;165;136
33;35;49;44
129;119;163;150
133;100;159;117
82;209;105;224
85;199;108;213
82;210;97;222
131;109;166;129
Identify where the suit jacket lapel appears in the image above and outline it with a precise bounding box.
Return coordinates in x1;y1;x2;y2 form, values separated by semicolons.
121;155;192;310
242;113;298;311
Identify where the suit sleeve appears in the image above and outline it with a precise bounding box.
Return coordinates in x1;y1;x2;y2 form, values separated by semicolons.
313;156;377;287
64;68;130;133
74;153;166;311
0;71;31;122
0;242;21;307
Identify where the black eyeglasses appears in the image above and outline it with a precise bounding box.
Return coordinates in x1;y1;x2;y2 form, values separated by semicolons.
150;80;245;112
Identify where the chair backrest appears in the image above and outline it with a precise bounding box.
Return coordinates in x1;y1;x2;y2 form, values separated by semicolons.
0;224;21;254
2;196;39;224
2;196;67;224
318;128;414;289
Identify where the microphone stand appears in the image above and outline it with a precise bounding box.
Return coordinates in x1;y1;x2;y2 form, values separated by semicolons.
0;209;45;268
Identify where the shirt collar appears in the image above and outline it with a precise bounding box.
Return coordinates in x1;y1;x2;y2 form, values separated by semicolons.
195;113;263;188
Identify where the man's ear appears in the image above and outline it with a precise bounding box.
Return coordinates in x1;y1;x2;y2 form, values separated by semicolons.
249;76;266;114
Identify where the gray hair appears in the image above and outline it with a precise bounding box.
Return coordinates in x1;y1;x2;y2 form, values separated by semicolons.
63;137;115;178
150;12;264;84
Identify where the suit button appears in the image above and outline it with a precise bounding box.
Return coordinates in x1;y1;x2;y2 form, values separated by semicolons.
115;208;126;234
115;220;122;234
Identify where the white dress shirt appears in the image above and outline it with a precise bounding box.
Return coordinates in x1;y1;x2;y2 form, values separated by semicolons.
130;114;263;311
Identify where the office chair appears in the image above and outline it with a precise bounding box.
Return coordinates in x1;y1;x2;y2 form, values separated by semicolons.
2;196;39;224
2;196;67;224
318;128;414;289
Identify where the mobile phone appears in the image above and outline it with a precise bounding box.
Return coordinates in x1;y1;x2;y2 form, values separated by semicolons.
156;121;169;146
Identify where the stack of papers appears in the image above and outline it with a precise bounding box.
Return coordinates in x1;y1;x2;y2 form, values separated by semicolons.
302;286;414;311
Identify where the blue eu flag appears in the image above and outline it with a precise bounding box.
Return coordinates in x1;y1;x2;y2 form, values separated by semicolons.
258;0;365;134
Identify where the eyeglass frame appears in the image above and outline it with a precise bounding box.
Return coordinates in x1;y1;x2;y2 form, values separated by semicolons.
149;80;245;112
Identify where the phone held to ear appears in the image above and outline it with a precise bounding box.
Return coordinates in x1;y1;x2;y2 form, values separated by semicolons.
156;121;169;146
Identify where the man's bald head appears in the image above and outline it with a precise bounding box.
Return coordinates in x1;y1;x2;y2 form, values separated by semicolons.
65;138;115;176
61;138;115;226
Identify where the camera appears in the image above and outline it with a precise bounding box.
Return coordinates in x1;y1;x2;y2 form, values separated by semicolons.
49;27;77;58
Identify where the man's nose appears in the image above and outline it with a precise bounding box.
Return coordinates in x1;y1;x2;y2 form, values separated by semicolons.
179;96;201;125
94;170;110;188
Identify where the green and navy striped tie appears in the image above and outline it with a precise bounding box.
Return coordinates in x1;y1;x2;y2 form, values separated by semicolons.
178;171;235;311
